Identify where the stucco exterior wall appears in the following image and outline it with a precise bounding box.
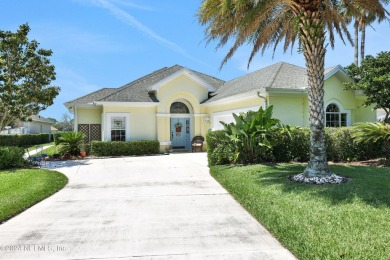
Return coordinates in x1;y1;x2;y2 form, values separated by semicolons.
324;76;357;109
156;74;209;107
353;103;377;123
77;108;102;124
269;95;307;126
103;106;157;141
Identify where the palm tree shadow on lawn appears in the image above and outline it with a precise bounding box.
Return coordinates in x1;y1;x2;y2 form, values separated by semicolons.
254;163;390;208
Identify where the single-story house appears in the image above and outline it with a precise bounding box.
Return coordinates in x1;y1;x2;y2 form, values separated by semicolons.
1;115;53;135
65;62;375;151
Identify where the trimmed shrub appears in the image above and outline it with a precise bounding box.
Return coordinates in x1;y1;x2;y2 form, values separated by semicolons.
206;130;234;166
0;146;25;169
53;132;66;145
272;127;310;162
0;134;50;147
91;140;160;156
326;127;384;162
207;127;384;165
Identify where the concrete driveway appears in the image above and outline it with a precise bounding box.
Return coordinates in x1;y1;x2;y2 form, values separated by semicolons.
0;153;295;259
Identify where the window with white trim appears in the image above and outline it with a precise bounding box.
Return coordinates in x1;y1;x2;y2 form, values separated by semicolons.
325;103;347;127
111;117;126;141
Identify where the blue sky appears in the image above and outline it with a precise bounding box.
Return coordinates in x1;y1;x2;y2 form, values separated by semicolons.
1;0;389;120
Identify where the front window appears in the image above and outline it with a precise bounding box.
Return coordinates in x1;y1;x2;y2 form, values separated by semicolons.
111;117;126;141
326;103;347;127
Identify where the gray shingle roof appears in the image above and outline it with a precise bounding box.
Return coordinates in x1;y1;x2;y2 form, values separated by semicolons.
205;62;307;103
28;115;53;124
65;65;224;104
65;88;117;105
65;62;340;105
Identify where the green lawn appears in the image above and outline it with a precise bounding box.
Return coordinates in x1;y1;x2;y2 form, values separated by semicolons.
26;142;55;152
210;164;390;260
40;145;58;156
0;169;68;223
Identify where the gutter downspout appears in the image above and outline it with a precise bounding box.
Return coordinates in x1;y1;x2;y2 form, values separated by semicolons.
257;92;267;108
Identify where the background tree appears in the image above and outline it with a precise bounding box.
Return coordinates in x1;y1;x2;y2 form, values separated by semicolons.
0;24;60;131
341;1;389;66
53;113;73;131
344;51;390;122
198;0;387;180
47;117;57;123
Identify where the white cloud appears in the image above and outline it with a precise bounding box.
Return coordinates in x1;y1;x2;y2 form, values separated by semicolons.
108;0;157;11
31;25;131;54
80;0;207;65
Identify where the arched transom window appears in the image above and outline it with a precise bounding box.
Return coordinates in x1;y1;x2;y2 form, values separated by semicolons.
170;102;189;114
326;103;347;127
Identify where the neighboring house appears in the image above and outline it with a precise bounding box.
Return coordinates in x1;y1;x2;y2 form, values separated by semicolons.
65;62;376;151
51;126;59;133
1;115;53;135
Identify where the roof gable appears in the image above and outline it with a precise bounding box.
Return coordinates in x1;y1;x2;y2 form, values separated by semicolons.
149;67;217;92
324;65;353;82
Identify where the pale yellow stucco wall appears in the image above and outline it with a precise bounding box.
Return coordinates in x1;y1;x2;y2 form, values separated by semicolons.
353;102;377;123
77;108;102;124
324;76;357;109
103;106;157;141
269;95;307;126
157;74;209;110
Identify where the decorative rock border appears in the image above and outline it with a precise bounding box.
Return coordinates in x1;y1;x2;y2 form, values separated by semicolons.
288;173;349;184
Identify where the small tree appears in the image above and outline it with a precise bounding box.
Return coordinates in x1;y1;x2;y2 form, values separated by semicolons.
53;113;73;131
58;131;84;156
0;24;60;131
221;106;289;164
344;51;390;122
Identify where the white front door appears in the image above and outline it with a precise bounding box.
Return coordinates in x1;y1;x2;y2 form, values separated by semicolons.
170;118;190;149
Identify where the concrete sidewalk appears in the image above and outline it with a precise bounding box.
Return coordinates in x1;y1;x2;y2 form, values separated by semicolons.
0;153;296;259
23;145;53;159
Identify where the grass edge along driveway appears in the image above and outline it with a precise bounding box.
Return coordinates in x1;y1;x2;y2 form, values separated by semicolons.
210;163;390;260
0;168;68;224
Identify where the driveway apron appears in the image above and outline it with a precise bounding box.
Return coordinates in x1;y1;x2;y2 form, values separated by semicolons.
0;153;296;259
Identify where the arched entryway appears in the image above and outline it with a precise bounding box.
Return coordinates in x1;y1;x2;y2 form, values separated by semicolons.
170;101;192;150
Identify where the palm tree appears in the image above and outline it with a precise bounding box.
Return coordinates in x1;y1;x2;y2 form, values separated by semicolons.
198;0;387;179
353;122;390;164
359;1;389;61
341;0;389;65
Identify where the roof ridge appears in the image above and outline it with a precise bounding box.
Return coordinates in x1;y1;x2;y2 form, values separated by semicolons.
188;68;225;83
117;66;169;90
265;62;284;88
99;66;170;101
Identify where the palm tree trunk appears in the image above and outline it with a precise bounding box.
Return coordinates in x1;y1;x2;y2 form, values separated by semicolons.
354;20;359;66
360;25;366;61
297;1;332;177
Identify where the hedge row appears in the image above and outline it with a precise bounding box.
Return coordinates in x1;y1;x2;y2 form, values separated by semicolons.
207;127;384;165
0;146;25;169
91;140;160;156
0;134;50;147
53;132;66;145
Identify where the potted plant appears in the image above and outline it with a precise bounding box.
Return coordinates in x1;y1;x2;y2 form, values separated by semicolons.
80;143;87;158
